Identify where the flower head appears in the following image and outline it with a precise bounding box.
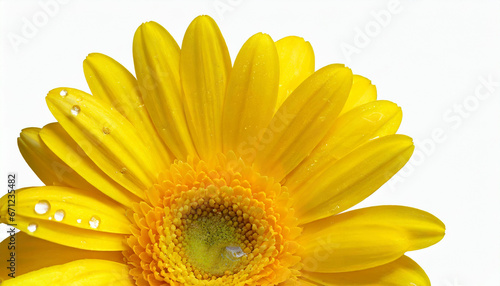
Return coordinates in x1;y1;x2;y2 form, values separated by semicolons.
0;15;444;285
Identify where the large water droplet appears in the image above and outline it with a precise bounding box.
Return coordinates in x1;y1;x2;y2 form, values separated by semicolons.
34;200;50;215
102;127;110;135
27;223;38;232
60;89;68;97
71;105;81;116
224;246;246;261
89;215;100;229
54;209;65;221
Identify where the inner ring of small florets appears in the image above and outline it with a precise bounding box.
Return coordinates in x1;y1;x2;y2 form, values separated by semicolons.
125;155;302;286
160;185;273;280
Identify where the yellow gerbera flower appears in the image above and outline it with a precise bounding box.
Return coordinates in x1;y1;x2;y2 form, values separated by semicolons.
0;15;445;285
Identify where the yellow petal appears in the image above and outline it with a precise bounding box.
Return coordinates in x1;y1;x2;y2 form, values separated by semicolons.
39;123;140;208
18;127;97;190
298;225;408;273
222;33;279;154
275;36;315;110
0;192;126;251
180;15;231;160
46;87;157;199
9;219;125;251
133;21;195;160
301;256;430;286
83;53;172;168
293;135;414;224
253;65;352;180
0;186;130;234
0;232;123;281
1;259;133;286
339;75;377;115
286;100;402;192
302;205;445;252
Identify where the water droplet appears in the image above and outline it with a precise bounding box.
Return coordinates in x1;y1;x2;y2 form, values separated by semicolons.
34;200;50;215
224;246;246;261
77;219;82;223
60;89;68;97
120;167;127;174
27;223;38;232
102;127;110;135
71;105;81;116
48;217;52;220
54;209;65;221
89;215;100;229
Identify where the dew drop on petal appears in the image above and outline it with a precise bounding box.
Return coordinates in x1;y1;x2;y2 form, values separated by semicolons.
27;223;38;232
71;105;81;116
54;209;65;221
120;167;127;174
60;89;68;97
34;200;50;215
89;215;100;229
102;127;110;135
77;219;82;223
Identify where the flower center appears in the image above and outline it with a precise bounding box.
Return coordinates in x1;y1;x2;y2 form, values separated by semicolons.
183;210;245;276
124;153;302;286
173;190;256;277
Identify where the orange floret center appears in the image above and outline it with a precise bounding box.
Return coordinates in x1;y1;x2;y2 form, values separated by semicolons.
124;153;302;286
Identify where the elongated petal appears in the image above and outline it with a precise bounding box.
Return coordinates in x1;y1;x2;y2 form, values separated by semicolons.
1;259;133;286
286;100;402;192
301;256;430;285
339;75;377;115
302;206;445;252
222;33;279;153
0;219;125;251
18;127;96;189
84;53;172;168
275;36;315;110
180;15;231;160
293;135;414;224
46;87;157;199
0;186;130;234
0;232;123;280
298;225;408;273
253;65;352;180
133;21;195;160
39;123;140;208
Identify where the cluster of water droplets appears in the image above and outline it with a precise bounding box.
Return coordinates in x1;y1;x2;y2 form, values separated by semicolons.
60;89;82;116
27;89;105;235
29;200;101;233
61;89;112;137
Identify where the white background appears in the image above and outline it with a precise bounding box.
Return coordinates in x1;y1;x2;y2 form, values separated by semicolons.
1;0;499;285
